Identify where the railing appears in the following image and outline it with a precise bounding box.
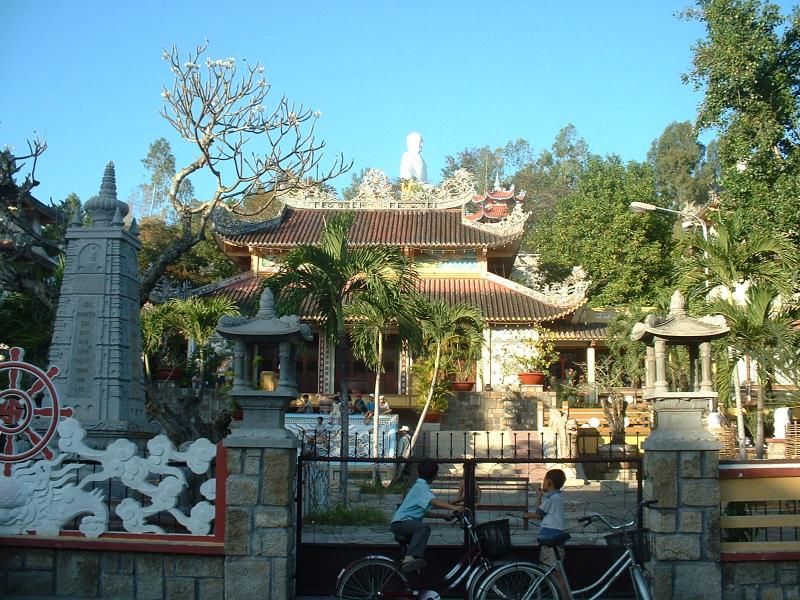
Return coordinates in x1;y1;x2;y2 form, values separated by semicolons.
719;461;800;560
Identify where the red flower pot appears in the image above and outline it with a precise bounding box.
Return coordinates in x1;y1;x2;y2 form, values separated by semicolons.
449;381;475;392
518;371;546;386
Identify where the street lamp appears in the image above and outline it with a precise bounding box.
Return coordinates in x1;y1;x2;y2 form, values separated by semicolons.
629;201;708;241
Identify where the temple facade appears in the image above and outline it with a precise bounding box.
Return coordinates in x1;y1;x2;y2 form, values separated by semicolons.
196;169;610;399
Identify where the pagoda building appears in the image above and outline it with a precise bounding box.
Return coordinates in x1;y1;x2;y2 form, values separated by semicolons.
197;169;608;399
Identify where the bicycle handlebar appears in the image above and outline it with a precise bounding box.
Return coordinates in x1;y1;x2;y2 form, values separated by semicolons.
580;499;658;530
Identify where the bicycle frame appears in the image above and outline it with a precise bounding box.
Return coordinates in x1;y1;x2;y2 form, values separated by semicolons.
519;545;640;600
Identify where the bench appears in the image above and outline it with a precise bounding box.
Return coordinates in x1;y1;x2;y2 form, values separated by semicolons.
430;475;531;529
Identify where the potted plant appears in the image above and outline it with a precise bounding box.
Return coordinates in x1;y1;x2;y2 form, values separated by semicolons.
154;351;187;382
412;356;451;422
504;326;558;386
444;337;479;392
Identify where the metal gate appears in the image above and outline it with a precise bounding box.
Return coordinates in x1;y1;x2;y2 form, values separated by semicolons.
295;430;643;597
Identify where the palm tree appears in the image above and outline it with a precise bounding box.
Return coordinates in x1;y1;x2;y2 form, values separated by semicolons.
706;285;797;459
676;212;798;458
167;296;239;387
676;212;797;300
348;290;419;483
407;299;483;456
267;212;416;496
140;302;177;380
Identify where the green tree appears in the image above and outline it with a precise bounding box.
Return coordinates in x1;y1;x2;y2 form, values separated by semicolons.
646;121;718;209
442;145;506;193
348;288;419;481
675;211;798;301
684;0;800;241
138;216;239;290
138;138;195;219
676;212;798;457
267;212;416;495
526;155;674;306
513;125;589;215
706;285;797;458
407;299;483;456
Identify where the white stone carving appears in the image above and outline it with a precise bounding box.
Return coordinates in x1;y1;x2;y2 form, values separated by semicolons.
511;254;590;306
278;168;477;210
0;417;218;537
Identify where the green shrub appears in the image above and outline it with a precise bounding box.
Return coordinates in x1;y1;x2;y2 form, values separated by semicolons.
306;504;389;526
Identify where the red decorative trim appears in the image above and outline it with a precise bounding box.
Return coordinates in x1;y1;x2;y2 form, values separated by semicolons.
0;534;224;555
722;551;800;562
719;461;800;478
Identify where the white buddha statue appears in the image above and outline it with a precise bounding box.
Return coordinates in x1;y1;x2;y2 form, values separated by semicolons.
399;131;428;183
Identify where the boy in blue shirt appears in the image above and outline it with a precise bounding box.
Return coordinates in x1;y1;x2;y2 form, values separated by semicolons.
523;468;567;567
391;458;464;572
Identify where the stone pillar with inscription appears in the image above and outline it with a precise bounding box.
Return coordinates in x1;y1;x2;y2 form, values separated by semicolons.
48;162;155;446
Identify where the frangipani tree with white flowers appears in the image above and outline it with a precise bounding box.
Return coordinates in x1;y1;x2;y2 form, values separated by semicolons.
138;41;350;304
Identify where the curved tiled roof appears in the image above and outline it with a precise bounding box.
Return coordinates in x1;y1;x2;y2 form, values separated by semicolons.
215;208;519;249
548;323;609;341
198;273;583;324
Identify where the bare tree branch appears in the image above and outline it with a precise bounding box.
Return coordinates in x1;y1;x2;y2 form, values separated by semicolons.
140;42;351;303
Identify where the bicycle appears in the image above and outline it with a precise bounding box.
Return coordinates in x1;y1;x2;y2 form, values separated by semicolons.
335;509;525;599
473;499;658;600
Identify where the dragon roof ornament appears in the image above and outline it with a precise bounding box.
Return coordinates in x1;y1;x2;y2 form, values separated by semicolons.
461;202;530;240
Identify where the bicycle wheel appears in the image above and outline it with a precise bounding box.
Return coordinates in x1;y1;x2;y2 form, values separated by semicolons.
475;562;559;600
467;561;537;599
336;557;413;599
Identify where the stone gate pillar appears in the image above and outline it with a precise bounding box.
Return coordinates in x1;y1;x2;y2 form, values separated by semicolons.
216;288;312;599
224;438;298;599
644;430;721;599
633;291;728;600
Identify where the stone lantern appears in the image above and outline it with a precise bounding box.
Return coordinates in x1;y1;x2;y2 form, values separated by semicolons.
216;287;312;449
631;289;729;447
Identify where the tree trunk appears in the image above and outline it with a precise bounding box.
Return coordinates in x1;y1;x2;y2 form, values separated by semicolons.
755;369;768;460
336;311;351;503
408;343;441;456
372;333;383;485
734;366;747;460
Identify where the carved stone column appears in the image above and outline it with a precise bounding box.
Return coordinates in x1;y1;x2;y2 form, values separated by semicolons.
645;346;656;393
654;338;668;393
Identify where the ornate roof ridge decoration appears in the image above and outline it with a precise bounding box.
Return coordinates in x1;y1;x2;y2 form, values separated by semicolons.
278;168;478;210
211;203;288;237
461;202;530;241
484;271;588;315
189;271;261;299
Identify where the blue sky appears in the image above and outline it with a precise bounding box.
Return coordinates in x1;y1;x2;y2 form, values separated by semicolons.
2;1;795;210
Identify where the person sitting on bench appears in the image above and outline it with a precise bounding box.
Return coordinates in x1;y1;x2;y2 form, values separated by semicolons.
390;458;464;572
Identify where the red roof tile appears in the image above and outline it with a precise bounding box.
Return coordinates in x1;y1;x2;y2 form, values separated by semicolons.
199;273;583;324
215;208;519;249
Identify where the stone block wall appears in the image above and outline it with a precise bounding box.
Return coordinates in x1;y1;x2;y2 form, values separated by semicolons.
441;390;543;430
225;446;296;600
722;561;800;599
644;448;722;600
0;547;224;599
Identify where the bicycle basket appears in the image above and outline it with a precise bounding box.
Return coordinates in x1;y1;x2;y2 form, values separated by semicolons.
604;528;651;564
475;519;512;558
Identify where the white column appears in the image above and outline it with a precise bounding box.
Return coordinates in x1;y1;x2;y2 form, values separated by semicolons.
586;345;596;385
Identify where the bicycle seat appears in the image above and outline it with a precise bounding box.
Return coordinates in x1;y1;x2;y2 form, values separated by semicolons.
538;533;571;547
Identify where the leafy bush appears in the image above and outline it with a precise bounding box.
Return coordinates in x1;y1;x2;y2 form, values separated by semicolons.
306;504;389;526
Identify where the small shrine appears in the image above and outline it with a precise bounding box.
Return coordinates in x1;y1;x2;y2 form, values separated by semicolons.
216;287;312;448
631;290;729;448
464;174;526;223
